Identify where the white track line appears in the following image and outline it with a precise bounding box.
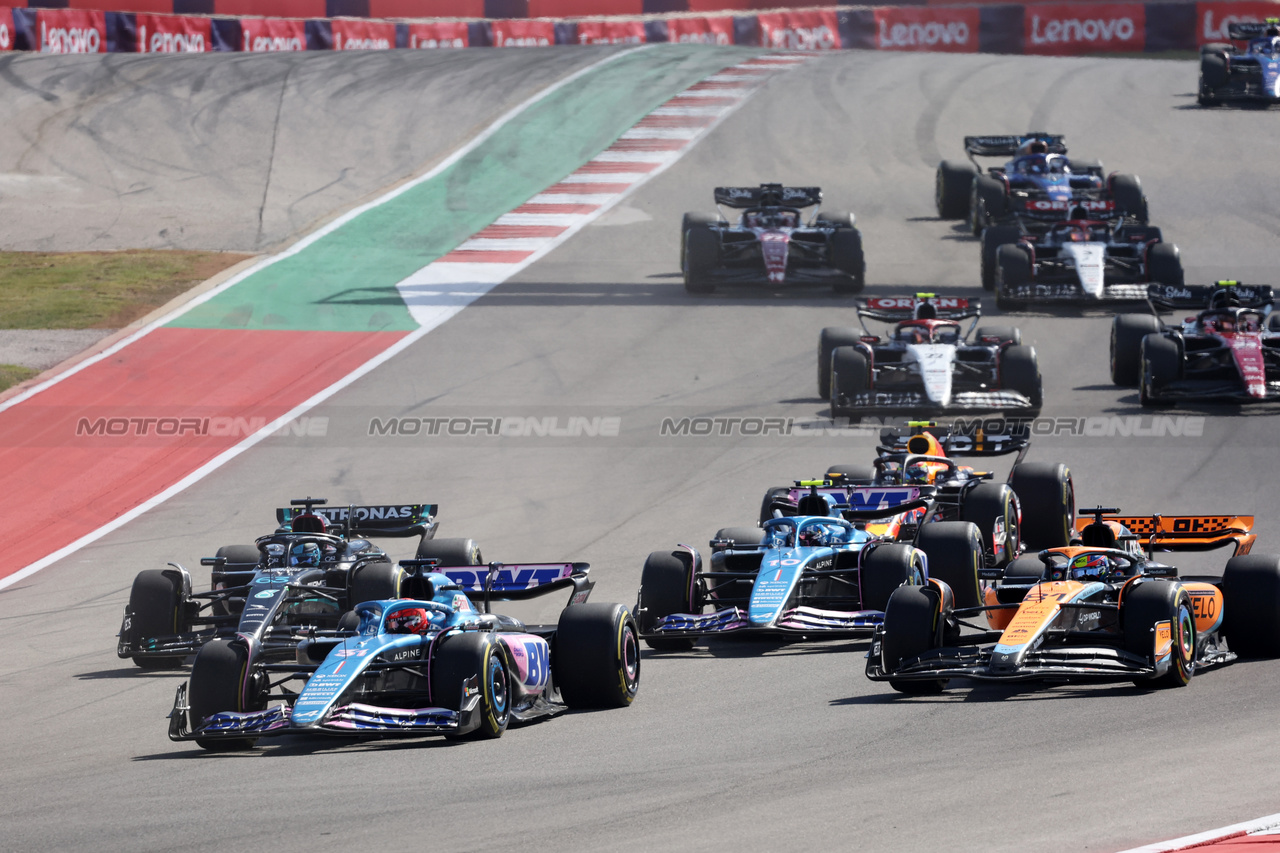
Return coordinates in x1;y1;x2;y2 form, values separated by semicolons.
0;46;648;417
1115;813;1280;853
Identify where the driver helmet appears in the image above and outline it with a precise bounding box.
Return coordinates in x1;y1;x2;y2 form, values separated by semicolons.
1069;553;1113;581
798;526;825;547
903;461;932;485
1019;138;1049;156
1023;154;1048;174
898;325;930;344
385;607;431;635
1216;316;1236;333
289;541;322;568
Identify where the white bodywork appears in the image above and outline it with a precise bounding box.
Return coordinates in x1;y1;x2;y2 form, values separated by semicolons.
904;344;956;405
1061;242;1106;298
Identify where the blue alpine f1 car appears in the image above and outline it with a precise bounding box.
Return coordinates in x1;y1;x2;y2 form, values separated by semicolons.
169;560;638;750
635;485;989;651
1200;21;1280;106
933;133;1148;237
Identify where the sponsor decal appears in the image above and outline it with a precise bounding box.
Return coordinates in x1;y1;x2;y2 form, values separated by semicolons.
874;6;978;53
757;11;840;50
1198;2;1280;43
1025;4;1145;55
577;20;644;45
867;297;968;310
847;488;916;511
1028;199;1114;211
668;16;733;45
254;590;276;599
38;9;105;54
240;18;304;53
405;21;466;49
333;20;394;51
75;415;327;438
443;565;572;590
0;9;10;52
851;391;926;407
368;416;619;438
491;20;553;48
136;15;209;53
333;649;368;658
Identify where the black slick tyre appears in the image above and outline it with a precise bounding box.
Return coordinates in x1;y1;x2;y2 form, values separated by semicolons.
936;160;977;219
347;560;404;610
1140;334;1181;408
999;345;1042;410
881;585;946;694
432;632;509;738
830;228;865;294
680;212;719;266
713;527;764;547
860;543;922;612
1008;462;1074;550
759;486;792;524
1200;53;1228;89
1146;243;1183;287
1110;314;1161;386
980;226;1021;292
1124;582;1195;688
824;464;875;486
960;482;1019;567
415;537;482;566
971;175;1008;236
973;325;1021;346
996;243;1032;306
915;521;983;610
639;550;696;651
211;544;259;617
189;639;263;750
554;602;641;708
684;226;718;294
1222;555;1280;657
1110;174;1148;222
127;569;189;670
830;347;869;419
818;327;861;400
1003;554;1046;584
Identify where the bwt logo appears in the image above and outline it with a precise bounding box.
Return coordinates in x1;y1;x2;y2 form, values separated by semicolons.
847;490;913;511
42;24;101;53
444;567;568;590
76;415;328;437
1030;15;1136;45
767;26;836;50
878;20;970;48
146;31;206;53
246;35;303;52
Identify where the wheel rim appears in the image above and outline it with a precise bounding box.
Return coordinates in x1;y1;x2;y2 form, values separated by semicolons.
488;655;508;721
621;624;640;689
1175;602;1196;666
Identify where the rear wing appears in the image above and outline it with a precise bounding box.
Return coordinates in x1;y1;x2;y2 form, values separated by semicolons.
1076;514;1256;557
857;294;980;323
1227;20;1276;40
713;184;822;209
767;483;932;522
877;423;1030;457
964;133;1066;158
1146;282;1274;311
419;561;594;612
276;503;438;538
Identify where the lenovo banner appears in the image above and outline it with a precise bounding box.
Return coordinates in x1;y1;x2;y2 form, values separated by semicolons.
136;14;210;53
404;21;467;48
38;9;106;53
490;19;554;46
239;17;305;51
1197;1;1280;44
1024;3;1145;54
0;7;11;51
333;19;394;49
757;10;841;50
667;15;733;45
575;19;644;44
874;5;980;52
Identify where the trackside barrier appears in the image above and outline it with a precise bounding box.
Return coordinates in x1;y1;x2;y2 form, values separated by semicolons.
4;1;1276;54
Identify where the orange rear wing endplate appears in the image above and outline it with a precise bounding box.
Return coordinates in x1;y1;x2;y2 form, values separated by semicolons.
1076;515;1255;556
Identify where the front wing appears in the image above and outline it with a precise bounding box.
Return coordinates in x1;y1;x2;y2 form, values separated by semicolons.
1000;281;1148;303
646;606;883;638
831;388;1036;413
1147;378;1280;404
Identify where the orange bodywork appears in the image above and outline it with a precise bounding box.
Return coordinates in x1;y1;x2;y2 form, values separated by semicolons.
1074;514;1255;556
1183;582;1226;635
994;581;1092;649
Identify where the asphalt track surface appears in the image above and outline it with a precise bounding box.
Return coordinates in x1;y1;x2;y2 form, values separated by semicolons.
2;49;1280;853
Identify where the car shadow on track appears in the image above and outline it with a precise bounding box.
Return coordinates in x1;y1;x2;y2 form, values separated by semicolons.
76;667;190;680
832;679;1150;705
643;637;870;661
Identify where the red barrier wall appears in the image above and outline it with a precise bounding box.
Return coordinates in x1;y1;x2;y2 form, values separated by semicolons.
239;16;305;50
0;7;12;50
490;18;554;45
333;18;395;48
528;0;642;16
875;5;980;51
1196;0;1280;42
668;15;734;43
136;12;210;50
757;9;841;49
1023;2;1145;53
403;19;467;46
368;0;484;17
218;0;323;17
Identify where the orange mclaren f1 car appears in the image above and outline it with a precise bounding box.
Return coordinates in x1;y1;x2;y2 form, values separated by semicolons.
866;507;1280;692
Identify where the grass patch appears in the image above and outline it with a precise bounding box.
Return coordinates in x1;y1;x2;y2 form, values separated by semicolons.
0;250;254;330
0;364;39;392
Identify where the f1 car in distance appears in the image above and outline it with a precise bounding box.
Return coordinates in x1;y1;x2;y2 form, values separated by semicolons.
934;133;1147;236
1199;20;1280;106
820;293;1042;417
992;219;1183;309
117;498;475;669
1110;282;1280;406
636;509;985;651
681;184;865;294
867;507;1280;693
765;422;1075;567
170;561;638;749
